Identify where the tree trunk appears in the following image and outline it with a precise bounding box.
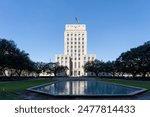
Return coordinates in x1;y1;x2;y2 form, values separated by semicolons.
18;70;22;77
10;69;14;77
15;70;22;77
132;73;136;78
2;70;7;77
95;72;98;77
122;72;125;77
142;72;146;78
54;72;57;77
112;71;115;77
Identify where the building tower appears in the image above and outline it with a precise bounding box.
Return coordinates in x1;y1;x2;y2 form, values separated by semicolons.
55;19;96;77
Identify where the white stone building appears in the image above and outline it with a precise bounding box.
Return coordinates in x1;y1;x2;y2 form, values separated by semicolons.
55;23;96;77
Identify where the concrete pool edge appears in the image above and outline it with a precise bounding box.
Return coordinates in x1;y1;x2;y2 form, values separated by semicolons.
27;80;148;97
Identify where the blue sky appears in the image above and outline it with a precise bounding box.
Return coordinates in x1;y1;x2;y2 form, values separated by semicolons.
0;0;150;62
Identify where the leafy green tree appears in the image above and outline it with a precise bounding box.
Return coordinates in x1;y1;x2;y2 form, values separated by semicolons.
43;63;68;76
84;59;104;77
34;62;46;77
0;39;34;77
0;39;17;76
116;41;150;77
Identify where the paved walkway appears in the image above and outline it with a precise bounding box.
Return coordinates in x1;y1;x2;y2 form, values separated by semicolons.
21;90;150;100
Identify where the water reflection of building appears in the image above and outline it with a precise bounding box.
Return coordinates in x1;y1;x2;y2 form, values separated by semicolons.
61;81;88;95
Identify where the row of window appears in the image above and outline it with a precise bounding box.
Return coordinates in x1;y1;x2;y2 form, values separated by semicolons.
67;46;85;48
67;53;85;57
57;57;95;61
58;61;82;69
57;57;68;60
74;62;81;68
67;50;84;53
67;34;84;36
60;61;68;64
84;57;95;60
67;38;85;41
67;42;84;44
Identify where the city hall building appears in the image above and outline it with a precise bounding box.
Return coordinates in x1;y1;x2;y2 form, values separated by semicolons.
55;22;96;77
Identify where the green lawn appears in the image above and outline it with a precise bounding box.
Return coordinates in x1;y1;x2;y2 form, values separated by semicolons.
0;79;54;100
100;79;150;90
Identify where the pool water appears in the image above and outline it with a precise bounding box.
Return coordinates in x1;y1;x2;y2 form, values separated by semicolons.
28;80;147;96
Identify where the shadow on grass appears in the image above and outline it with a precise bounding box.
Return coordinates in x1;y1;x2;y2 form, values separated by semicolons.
0;91;22;100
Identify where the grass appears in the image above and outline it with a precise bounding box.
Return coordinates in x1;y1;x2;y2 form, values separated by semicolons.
100;79;150;90
0;79;54;100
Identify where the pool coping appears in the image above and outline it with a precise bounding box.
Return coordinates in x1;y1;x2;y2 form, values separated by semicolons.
27;79;148;97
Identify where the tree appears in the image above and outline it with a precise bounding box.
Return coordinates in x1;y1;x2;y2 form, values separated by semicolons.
43;63;68;76
0;39;17;76
103;61;115;76
116;41;150;77
0;39;34;77
34;62;46;77
84;59;104;77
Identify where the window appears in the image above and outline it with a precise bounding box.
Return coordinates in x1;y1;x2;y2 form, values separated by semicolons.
75;38;76;40
67;42;69;44
67;38;69;40
71;34;73;36
78;38;80;40
75;34;77;36
65;57;67;59
71;42;73;44
82;42;84;44
75;46;76;48
75;62;76;68
78;57;80;60
82;46;84;48
71;46;73;48
82;38;84;40
75;42;76;44
78;54;80;56
67;34;69;36
82;34;84;36
78;62;80;68
78;42;80;44
78;34;80;36
78;71;80;75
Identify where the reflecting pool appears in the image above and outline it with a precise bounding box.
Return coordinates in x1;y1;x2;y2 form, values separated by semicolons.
28;80;147;96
